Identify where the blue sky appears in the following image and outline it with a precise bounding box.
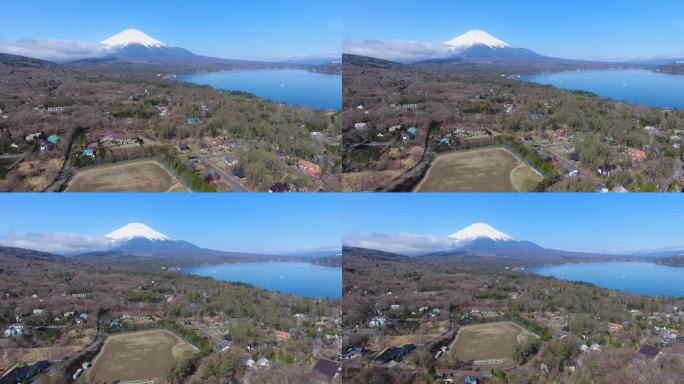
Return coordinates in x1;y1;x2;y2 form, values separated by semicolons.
0;0;341;60
344;0;684;61
0;194;343;254
342;194;684;254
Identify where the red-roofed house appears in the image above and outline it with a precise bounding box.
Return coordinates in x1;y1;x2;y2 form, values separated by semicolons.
298;160;321;176
275;330;291;343
627;148;647;162
608;323;623;333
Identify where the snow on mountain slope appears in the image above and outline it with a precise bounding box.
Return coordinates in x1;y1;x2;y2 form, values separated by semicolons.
448;223;514;242
100;29;166;48
445;30;511;50
106;223;170;241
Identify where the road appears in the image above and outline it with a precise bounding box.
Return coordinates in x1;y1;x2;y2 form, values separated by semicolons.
198;155;249;192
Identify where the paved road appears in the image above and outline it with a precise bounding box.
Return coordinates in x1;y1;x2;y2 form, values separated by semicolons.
198;155;249;192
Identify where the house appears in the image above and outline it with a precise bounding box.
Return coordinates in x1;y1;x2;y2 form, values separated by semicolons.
204;170;221;183
590;343;601;351
375;344;415;364
47;134;59;144
390;304;401;311
310;131;322;137
354;122;367;130
608;323;623;333
598;164;616;176
578;344;589;352
298;159;321;176
627;147;647;162
312;358;340;383
564;166;579;177
219;341;231;352
25;133;41;142
407;127;417;136
3;325;29;338
388;125;401;133
179;144;191;153
612;185;629;193
229;139;241;148
233;167;245;179
243;357;255;368
83;148;95;158
503;103;514;113
32;309;45;316
223;153;238;166
269;182;291;193
369;316;387;328
256;357;270;368
109;319;120;329
275;330;291;343
187;117;196;125
638;344;662;360
531;113;540;121
275;149;285;159
0;360;50;384
440;137;451;146
341;346;364;360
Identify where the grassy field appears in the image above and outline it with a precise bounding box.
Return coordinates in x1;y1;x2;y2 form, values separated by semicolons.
447;322;534;368
415;147;535;192
511;164;543;192
87;329;194;384
65;159;188;192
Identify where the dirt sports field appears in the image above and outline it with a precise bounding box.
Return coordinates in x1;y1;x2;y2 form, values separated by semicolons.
87;329;195;384
447;322;535;369
415;147;541;192
65;159;188;192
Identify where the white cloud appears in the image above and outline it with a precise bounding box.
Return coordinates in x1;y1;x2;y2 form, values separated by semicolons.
344;233;456;255
343;38;451;62
0;232;113;256
0;38;108;63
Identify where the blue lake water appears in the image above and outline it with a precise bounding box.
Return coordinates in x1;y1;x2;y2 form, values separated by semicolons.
181;261;341;298
522;69;684;109
528;261;684;297
177;69;341;111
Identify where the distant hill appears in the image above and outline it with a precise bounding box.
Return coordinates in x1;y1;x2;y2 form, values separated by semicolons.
0;246;66;262
0;53;56;68
657;255;684;267
343;54;403;69
342;246;410;262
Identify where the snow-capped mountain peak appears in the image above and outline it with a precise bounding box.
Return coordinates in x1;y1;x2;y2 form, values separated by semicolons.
100;29;166;48
106;223;170;241
448;223;514;242
444;30;511;49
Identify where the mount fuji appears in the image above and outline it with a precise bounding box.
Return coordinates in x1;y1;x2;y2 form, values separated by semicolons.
415;30;543;64
102;222;201;254
441;223;545;255
75;222;268;262
72;29;264;68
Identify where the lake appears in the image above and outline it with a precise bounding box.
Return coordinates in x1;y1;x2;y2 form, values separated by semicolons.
177;69;341;110
528;261;684;297
522;69;684;109
181;261;341;298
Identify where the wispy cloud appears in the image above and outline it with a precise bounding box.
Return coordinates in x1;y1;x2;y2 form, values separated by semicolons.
344;233;455;255
0;37;107;63
0;232;113;256
343;38;451;62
